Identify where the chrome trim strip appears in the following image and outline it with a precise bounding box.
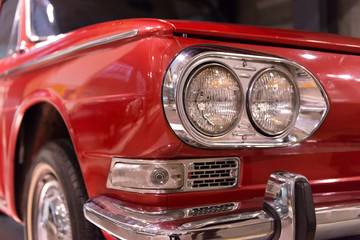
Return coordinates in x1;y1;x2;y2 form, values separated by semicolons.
85;171;360;240
1;30;138;77
107;157;240;193
162;46;330;149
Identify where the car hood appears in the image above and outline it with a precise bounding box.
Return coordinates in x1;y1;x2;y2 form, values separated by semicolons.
166;20;360;55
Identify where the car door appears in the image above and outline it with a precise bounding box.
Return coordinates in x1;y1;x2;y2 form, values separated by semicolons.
0;0;20;202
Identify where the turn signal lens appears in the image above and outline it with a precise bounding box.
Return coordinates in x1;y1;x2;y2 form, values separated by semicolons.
109;163;184;190
248;68;298;136
184;64;242;137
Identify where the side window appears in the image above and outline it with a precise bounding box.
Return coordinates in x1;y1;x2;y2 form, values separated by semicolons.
31;0;60;39
0;0;19;59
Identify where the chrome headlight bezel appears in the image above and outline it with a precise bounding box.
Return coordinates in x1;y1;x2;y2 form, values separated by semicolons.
162;46;329;149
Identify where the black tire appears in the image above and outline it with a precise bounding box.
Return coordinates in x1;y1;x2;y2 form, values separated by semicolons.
23;139;103;240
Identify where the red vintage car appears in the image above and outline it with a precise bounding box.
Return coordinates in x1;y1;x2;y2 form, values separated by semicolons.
1;0;360;239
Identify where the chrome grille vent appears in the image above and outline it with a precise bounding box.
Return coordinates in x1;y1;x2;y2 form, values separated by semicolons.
187;203;238;217
188;159;239;190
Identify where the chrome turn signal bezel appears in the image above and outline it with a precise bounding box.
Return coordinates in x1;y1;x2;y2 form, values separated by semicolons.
162;45;329;149
107;157;240;193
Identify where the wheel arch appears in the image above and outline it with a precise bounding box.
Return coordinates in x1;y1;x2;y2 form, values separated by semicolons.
7;90;84;221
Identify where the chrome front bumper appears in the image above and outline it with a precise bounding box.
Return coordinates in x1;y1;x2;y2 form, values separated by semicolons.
84;171;360;240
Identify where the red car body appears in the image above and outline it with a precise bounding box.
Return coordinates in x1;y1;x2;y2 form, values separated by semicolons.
1;0;360;239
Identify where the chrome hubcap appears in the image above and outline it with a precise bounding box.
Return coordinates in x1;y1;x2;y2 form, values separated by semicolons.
36;177;72;240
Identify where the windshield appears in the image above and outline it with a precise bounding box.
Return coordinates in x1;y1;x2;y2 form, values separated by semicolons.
30;0;359;39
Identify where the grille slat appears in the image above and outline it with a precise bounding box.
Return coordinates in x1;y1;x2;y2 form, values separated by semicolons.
190;176;234;181
188;159;238;190
188;203;237;217
191;168;235;172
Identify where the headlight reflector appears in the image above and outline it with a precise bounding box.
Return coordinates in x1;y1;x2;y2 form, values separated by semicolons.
184;64;242;137
248;68;298;136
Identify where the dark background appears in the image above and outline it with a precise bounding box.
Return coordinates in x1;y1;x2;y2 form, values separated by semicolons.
234;0;360;38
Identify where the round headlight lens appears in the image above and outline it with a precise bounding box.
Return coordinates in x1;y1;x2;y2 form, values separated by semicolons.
184;64;242;137
248;68;298;136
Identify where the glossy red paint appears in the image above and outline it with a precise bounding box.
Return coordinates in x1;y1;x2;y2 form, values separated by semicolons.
2;18;182;217
0;1;360;238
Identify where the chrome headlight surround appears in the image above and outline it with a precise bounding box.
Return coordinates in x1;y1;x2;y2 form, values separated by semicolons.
162;46;329;148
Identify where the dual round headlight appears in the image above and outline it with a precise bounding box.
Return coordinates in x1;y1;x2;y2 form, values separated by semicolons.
248;69;298;136
184;64;242;137
183;64;299;137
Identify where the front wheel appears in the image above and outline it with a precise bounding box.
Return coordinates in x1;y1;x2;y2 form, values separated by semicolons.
24;140;102;240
